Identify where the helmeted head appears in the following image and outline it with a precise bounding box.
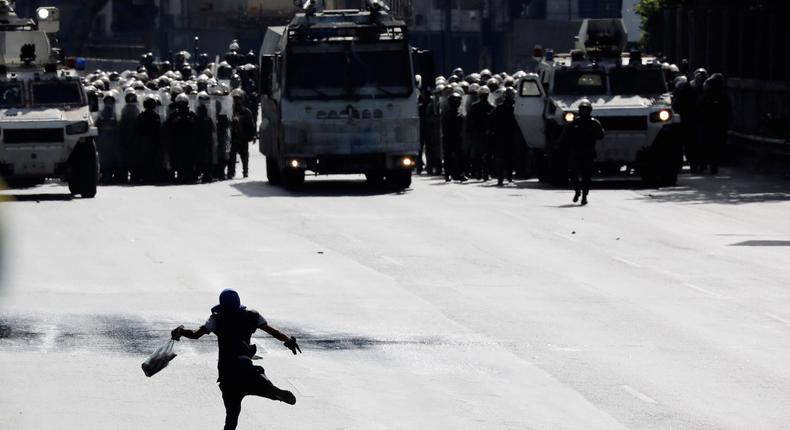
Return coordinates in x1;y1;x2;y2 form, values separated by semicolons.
578;99;593;118
229;40;240;52
505;87;517;101
449;92;463;108
693;68;708;85
231;89;246;107
704;73;725;92
212;289;246;314
175;93;190;113
125;91;138;104
477;86;491;98
143;95;158;111
452;67;465;79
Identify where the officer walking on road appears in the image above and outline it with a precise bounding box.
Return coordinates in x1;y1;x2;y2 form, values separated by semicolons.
228;90;256;179
488;88;518;186
171;289;301;430
562;99;604;205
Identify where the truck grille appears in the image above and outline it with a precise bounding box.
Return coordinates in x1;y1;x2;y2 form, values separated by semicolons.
3;128;65;144
598;116;647;131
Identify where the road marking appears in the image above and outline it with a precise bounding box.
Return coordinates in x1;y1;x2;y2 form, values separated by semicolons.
765;312;790;325
620;385;658;404
682;283;730;300
380;256;403;266
613;256;642;268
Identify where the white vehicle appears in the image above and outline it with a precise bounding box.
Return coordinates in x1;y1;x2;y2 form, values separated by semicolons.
258;2;420;189
0;2;99;197
515;19;682;186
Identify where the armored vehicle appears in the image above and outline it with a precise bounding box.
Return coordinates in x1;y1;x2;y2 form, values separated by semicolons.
0;2;99;197
515;19;681;187
259;1;420;189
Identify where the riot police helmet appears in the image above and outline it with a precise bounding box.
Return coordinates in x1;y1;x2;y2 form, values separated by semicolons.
477;86;491;97
578;99;593;117
230;74;242;89
452;67;464;78
143;95;158;110
449;92;463;106
229;40;240;52
175;93;190;104
505;87;517;100
125;91;138;104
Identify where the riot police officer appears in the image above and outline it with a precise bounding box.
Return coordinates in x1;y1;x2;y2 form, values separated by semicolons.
561;99;604;205
699;73;732;174
136;95;164;183
488;88;518;186
96;92;120;184
467;86;494;180
228;90;256;179
165;93;198;183
441;92;466;182
120;90;141;183
195;92;216;183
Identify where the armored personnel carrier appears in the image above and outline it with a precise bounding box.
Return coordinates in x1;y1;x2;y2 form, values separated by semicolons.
0;1;99;197
515;19;682;187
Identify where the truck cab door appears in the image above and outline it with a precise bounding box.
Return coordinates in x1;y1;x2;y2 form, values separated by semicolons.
514;75;546;150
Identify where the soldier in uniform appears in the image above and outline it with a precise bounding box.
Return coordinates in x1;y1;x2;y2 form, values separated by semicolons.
171;289;300;430
561;99;604;205
228;90;256;179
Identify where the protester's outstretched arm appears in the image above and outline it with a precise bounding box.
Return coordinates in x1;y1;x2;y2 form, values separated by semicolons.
261;324;302;355
171;325;209;341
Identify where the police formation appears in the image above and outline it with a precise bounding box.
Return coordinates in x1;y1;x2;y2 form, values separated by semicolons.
419;61;732;203
85;42;260;185
418;67;522;187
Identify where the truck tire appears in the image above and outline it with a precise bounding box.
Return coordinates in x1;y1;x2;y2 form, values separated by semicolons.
281;168;305;189
266;157;281;185
385;170;412;190
69;140;99;198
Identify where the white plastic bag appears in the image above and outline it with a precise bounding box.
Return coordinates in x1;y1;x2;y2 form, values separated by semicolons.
142;339;177;377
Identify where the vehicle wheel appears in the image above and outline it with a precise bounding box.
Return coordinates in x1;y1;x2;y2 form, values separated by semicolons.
281;168;305;189
266;157;281;185
69;140;99;198
365;172;385;187
385;170;412;189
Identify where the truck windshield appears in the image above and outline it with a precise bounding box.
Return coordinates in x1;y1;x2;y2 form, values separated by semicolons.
30;81;85;107
553;70;607;96
609;68;668;95
0;83;23;108
286;42;412;100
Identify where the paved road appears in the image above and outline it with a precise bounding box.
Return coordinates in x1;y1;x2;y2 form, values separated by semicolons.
1;152;790;429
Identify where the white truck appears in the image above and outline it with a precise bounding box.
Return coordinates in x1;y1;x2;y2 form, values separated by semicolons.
0;2;99;197
515;19;682;187
258;2;420;189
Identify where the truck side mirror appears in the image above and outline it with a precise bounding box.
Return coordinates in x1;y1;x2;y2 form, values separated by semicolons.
260;54;275;97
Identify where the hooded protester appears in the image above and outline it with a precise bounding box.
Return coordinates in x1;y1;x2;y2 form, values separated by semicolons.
171;289;301;430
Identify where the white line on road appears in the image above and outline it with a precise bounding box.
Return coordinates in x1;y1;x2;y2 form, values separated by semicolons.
765;312;790;325
620;385;658;404
682;283;730;300
613;257;642;268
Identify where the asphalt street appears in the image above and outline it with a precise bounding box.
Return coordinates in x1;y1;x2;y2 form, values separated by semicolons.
1;151;790;429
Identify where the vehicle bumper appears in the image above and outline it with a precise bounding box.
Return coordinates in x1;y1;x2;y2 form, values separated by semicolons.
282;153;419;175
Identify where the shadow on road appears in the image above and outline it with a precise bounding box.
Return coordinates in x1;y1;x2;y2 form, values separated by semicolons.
635;172;790;205
730;240;790;247
232;179;409;198
0;193;73;203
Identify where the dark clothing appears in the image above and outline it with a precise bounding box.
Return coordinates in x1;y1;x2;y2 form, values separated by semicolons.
96;109;120;183
195;112;216;181
467;99;494;179
120;103;141;182
215;114;231;179
134;109;164;183
561;116;605;196
488;100;518;184
228;106;256;177
672;83;696;169
204;309;285;430
165;109;198;182
441;104;463;181
699;89;733;172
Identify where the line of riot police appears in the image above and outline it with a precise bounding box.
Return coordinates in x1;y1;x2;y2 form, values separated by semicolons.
83;42;261;185
418;67;525;187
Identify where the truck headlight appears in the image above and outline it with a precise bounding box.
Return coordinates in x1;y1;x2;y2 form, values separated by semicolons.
66;121;89;135
650;109;672;123
563;112;576;123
